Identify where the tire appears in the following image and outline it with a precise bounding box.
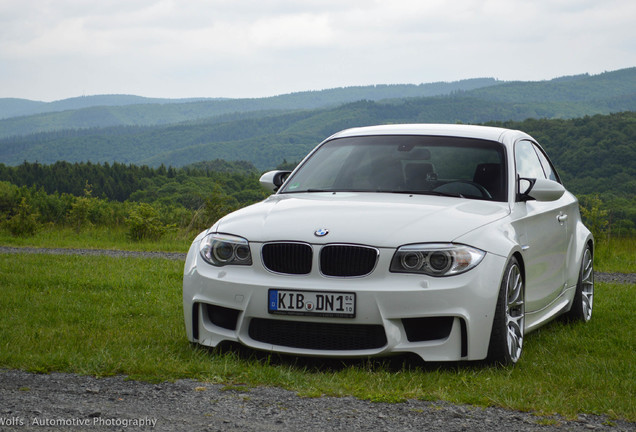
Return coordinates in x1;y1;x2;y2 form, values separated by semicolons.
564;245;594;322
486;257;525;366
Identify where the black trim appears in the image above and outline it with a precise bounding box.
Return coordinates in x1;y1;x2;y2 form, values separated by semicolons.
192;303;200;341
205;304;240;330
402;317;454;342
249;318;387;351
460;318;468;357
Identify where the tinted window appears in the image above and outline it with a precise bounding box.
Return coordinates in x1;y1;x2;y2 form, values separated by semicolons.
281;135;507;201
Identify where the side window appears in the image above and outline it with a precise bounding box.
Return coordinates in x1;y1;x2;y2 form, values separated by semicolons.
515;140;546;180
533;144;560;183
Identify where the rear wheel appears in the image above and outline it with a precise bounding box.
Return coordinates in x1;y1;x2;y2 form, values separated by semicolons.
487;257;525;365
565;245;594;322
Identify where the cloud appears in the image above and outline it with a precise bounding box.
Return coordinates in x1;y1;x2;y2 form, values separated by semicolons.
248;13;334;49
0;0;634;100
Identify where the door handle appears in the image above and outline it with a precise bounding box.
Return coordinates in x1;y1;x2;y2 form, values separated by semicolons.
557;214;568;223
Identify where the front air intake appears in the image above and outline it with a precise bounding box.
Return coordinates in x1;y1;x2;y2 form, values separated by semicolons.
205;304;240;330
402;317;454;342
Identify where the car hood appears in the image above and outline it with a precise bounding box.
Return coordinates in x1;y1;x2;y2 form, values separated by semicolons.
215;192;510;247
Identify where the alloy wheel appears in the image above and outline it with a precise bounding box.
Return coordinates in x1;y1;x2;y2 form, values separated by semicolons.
505;263;524;363
580;248;594;321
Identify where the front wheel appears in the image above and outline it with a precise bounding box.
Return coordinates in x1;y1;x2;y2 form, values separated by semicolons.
486;257;525;365
564;245;594;322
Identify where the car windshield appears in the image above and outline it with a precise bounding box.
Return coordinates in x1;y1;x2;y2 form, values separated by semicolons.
280;135;507;201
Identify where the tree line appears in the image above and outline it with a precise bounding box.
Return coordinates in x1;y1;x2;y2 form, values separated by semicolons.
0;159;270;240
0;159;260;203
0;112;634;239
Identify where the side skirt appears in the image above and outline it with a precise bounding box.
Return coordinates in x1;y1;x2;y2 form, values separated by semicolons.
525;286;574;333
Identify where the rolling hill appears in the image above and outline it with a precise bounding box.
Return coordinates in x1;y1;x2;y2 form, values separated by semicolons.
0;68;634;170
0;95;215;120
0;78;500;136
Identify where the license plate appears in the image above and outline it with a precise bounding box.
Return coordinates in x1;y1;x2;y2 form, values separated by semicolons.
268;289;356;318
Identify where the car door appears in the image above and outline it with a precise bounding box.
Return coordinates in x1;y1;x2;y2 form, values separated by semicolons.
510;140;568;314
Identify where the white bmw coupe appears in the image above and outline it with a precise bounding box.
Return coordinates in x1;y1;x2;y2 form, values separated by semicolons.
183;124;594;365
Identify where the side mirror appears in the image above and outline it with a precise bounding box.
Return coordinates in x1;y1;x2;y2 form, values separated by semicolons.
518;177;565;202
259;170;292;192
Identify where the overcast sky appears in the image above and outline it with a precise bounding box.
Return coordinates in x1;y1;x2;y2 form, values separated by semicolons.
1;0;634;102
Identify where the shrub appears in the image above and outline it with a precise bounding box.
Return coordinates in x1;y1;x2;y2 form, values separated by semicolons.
4;197;40;236
126;203;170;241
67;196;95;233
187;190;239;233
579;195;609;241
66;182;116;232
0;181;21;218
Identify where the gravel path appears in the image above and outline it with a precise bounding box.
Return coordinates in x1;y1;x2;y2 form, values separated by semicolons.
0;246;187;262
1;246;634;431
1;369;633;432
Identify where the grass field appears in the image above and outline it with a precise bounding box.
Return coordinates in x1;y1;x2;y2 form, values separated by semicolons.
0;253;634;422
593;236;636;273
0;226;192;253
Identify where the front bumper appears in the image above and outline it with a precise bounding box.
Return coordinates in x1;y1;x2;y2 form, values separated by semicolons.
183;241;507;361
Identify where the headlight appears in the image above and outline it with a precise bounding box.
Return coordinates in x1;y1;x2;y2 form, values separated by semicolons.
390;243;485;276
199;233;252;267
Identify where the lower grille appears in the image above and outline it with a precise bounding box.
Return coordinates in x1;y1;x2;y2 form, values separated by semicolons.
249;318;387;351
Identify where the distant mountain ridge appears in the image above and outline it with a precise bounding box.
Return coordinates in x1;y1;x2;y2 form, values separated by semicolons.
468;68;636;103
0;68;634;169
0;69;633;140
0;78;501;135
0;95;215;120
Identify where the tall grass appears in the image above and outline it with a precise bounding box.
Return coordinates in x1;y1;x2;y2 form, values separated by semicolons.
0;253;633;421
594;236;635;273
0;226;192;253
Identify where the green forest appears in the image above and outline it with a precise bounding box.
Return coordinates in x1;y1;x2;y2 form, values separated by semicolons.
0;69;634;240
0;160;268;241
0;68;634;168
0;112;634;239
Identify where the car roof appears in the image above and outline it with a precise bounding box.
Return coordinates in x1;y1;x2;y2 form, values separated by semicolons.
328;123;529;144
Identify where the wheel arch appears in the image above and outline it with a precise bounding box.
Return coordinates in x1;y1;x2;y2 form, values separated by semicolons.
567;221;594;288
485;251;525;365
511;250;526;284
586;237;594;257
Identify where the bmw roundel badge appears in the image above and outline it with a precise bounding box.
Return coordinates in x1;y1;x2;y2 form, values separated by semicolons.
314;228;329;237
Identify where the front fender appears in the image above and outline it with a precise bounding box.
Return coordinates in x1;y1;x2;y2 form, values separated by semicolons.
567;210;593;288
453;219;523;262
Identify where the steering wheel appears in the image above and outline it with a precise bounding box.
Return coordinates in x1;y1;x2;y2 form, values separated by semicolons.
433;180;492;199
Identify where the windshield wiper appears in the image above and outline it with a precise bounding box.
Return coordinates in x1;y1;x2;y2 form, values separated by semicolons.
292;189;467;199
304;189;368;193
382;190;466;198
